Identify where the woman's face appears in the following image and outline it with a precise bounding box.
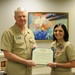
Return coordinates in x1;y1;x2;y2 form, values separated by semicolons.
54;26;65;41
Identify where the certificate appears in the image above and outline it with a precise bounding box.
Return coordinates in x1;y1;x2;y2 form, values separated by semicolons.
32;48;53;65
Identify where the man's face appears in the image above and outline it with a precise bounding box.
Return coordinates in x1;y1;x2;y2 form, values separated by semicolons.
14;11;27;27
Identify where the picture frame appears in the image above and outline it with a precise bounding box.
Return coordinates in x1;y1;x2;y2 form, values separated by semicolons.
28;12;69;41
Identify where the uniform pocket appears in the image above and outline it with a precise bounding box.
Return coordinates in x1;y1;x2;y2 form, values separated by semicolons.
13;36;24;49
29;39;35;43
29;39;35;48
14;36;24;44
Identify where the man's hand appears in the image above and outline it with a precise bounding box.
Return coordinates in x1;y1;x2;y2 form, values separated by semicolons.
26;60;36;67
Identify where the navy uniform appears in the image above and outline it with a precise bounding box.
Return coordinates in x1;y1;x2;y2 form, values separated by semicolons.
50;40;75;75
1;24;36;75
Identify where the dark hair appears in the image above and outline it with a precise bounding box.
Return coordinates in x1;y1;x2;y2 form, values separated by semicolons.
53;23;69;41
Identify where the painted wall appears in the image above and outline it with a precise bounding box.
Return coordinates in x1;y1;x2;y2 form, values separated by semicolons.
0;0;75;49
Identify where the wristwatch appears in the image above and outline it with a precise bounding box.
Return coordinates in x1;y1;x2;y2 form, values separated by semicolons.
54;63;56;67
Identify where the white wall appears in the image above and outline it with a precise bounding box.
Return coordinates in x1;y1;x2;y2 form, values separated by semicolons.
0;0;75;49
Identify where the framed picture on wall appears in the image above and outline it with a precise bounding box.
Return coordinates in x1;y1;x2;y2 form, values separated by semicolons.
28;12;69;41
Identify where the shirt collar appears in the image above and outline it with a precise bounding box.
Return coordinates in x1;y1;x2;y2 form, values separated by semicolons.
53;40;65;46
14;23;31;35
14;23;22;33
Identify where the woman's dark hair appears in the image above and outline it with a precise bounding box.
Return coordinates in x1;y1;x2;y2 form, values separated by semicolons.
53;23;69;41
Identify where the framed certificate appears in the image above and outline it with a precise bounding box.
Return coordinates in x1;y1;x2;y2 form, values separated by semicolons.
32;48;53;65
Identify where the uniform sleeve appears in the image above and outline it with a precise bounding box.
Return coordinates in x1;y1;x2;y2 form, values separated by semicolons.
1;30;13;51
66;44;75;61
50;41;55;48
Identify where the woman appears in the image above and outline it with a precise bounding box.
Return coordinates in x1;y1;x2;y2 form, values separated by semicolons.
47;23;75;75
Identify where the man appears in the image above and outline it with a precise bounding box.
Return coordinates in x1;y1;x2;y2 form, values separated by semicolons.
1;7;37;75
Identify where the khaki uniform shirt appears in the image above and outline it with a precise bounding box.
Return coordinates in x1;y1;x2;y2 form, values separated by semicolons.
1;24;36;75
50;40;75;75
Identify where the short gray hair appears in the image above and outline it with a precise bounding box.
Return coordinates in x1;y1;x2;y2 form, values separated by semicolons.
14;7;26;16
